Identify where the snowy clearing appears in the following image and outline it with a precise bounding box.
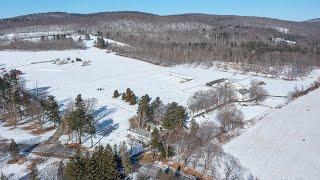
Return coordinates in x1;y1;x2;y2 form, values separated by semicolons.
224;89;320;179
0;37;319;147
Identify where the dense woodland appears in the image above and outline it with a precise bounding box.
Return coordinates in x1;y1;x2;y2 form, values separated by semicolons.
1;12;320;79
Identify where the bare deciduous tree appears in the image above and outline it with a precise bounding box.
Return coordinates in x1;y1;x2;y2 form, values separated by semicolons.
217;104;244;132
249;80;269;102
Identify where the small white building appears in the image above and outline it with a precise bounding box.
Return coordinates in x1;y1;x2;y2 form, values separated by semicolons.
52;59;68;65
236;88;250;101
127;128;151;144
226;80;250;101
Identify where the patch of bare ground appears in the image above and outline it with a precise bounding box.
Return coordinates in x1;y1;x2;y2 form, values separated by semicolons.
7;156;27;165
140;152;163;164
3;121;17;128
30;125;56;135
21;123;40;131
33;152;68;159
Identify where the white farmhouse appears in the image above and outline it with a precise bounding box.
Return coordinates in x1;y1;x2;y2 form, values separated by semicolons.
236;88;250;101
226;80;250;101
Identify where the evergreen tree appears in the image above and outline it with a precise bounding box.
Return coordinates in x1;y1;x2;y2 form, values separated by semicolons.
11;89;23;123
149;97;163;123
75;94;86;112
125;88;132;102
150;128;160;159
9;139;19;159
137;94;151;127
118;142;132;176
113;144;122;172
85;114;96;147
97;31;103;37
103;144;119;179
21;91;31;110
78;36;83;42
129;94;136;105
45;95;60;126
65;144;122;180
94;37;107;49
66;111;83;144
121;92;126;101
67;94;95;144
85;34;90;40
113;90;120;98
66;151;87;180
57;161;65;180
162;102;187;129
121;152;132;177
86;151;99;180
151;128;160;149
113;143;118;155
29;164;39;180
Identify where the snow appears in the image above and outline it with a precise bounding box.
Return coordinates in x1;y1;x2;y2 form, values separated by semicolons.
274;37;296;44
1;35;320;178
0;121;55;144
0;162;29;179
224;89;320;179
0;38;319;148
0;31;74;41
273;27;290;34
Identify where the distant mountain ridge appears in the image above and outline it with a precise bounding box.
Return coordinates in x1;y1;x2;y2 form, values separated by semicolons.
305;18;320;23
0;11;319;35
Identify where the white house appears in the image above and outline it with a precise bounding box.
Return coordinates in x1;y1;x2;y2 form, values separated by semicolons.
236;88;250;101
226;80;250;101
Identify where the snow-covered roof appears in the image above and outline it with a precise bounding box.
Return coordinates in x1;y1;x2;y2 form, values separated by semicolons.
128;128;151;138
238;88;249;95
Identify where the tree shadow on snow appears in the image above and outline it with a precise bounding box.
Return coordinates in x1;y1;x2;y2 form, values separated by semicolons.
93;106;117;121
29;86;51;98
82;106;119;145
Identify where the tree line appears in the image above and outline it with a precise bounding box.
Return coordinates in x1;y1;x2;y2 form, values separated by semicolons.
0;34;85;51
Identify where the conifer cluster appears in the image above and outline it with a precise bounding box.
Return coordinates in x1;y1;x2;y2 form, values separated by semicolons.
114;88;137;105
65;143;132;179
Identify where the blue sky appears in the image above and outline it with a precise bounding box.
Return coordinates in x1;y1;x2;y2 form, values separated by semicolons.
0;0;319;21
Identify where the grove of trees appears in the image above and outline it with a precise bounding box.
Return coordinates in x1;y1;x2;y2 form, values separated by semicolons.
0;70;61;129
188;84;237;113
65;94;96;145
65;143;132;179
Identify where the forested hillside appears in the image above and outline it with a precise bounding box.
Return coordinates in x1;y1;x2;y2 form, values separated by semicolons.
1;12;320;78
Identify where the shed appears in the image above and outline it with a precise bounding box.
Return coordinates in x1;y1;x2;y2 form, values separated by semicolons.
205;78;227;87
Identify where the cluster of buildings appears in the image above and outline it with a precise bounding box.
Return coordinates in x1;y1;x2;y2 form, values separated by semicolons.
206;78;251;101
52;57;91;66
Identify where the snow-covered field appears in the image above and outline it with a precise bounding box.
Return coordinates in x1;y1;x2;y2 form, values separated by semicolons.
224;89;320;179
1;36;320;179
1;37;319;146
